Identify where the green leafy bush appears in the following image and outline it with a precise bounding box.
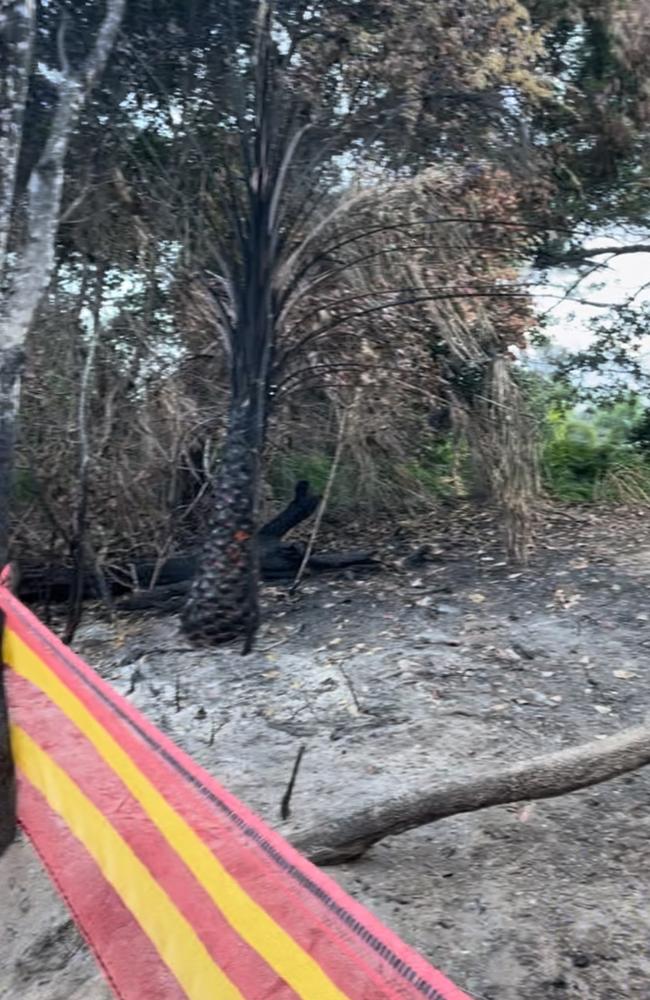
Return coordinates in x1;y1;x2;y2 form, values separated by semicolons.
539;383;650;502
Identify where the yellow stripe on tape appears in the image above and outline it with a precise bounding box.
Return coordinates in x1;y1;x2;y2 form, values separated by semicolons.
11;724;244;1000
5;629;349;1000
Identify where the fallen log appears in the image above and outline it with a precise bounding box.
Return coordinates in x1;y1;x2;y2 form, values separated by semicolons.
15;481;379;607
16;545;379;607
287;722;650;865
115;549;378;613
258;479;320;540
14;556;196;604
114;580;190;613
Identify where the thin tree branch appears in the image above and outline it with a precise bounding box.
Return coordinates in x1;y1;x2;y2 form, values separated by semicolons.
544;244;650;266
289;400;352;594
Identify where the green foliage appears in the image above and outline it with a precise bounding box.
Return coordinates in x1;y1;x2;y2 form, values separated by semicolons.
628;409;650;455
542;414;612;499
268;451;357;511
268;386;650;514
528;1;650;237
552;305;650;399
534;375;650;501
398;440;465;499
11;467;38;506
267;437;464;520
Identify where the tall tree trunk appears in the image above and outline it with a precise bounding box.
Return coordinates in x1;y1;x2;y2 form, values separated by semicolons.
181;4;290;649
63;265;103;644
180;396;261;649
0;0;124;856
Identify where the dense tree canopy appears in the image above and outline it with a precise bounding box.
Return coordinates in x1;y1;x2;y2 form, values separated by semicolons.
3;0;650;645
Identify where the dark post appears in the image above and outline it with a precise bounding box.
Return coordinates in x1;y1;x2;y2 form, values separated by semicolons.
0;604;16;855
0;349;22;856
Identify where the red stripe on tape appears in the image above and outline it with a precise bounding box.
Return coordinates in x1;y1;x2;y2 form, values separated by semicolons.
18;778;185;1000
10;670;298;1000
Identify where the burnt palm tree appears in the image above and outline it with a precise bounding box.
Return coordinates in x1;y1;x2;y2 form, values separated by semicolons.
181;3;306;648
180;0;542;648
180;1;394;648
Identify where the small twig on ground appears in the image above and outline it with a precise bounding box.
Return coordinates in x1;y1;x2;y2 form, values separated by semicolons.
280;744;306;820
540;502;590;524
257;637;290;653
338;663;365;717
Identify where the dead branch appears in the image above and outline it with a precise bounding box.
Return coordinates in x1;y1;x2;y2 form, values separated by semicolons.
540;244;650;267
280;744;306;821
288;722;650;865
289;400;352;594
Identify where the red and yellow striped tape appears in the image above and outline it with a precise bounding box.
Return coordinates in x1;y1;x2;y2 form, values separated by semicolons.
0;575;471;1000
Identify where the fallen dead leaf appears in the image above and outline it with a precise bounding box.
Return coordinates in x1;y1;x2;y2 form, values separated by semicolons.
554;588;582;609
518;803;536;823
494;647;522;664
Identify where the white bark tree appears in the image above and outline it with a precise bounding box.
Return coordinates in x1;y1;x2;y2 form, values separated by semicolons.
0;0;126;564
0;0;125;855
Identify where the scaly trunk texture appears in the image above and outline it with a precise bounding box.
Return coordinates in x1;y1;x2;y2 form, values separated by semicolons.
180;399;260;647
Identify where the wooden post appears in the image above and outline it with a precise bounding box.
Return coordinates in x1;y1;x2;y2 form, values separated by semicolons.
0;604;16;856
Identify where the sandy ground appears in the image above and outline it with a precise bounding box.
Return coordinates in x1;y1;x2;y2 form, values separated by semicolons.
2;506;650;999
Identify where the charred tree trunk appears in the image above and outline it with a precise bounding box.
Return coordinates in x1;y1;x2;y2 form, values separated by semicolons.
180;398;262;648
180;6;291;651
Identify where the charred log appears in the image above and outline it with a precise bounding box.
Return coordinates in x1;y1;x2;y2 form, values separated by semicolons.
15;481;377;609
115;581;191;613
15;556;198;605
114;548;378;613
258;480;320;539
